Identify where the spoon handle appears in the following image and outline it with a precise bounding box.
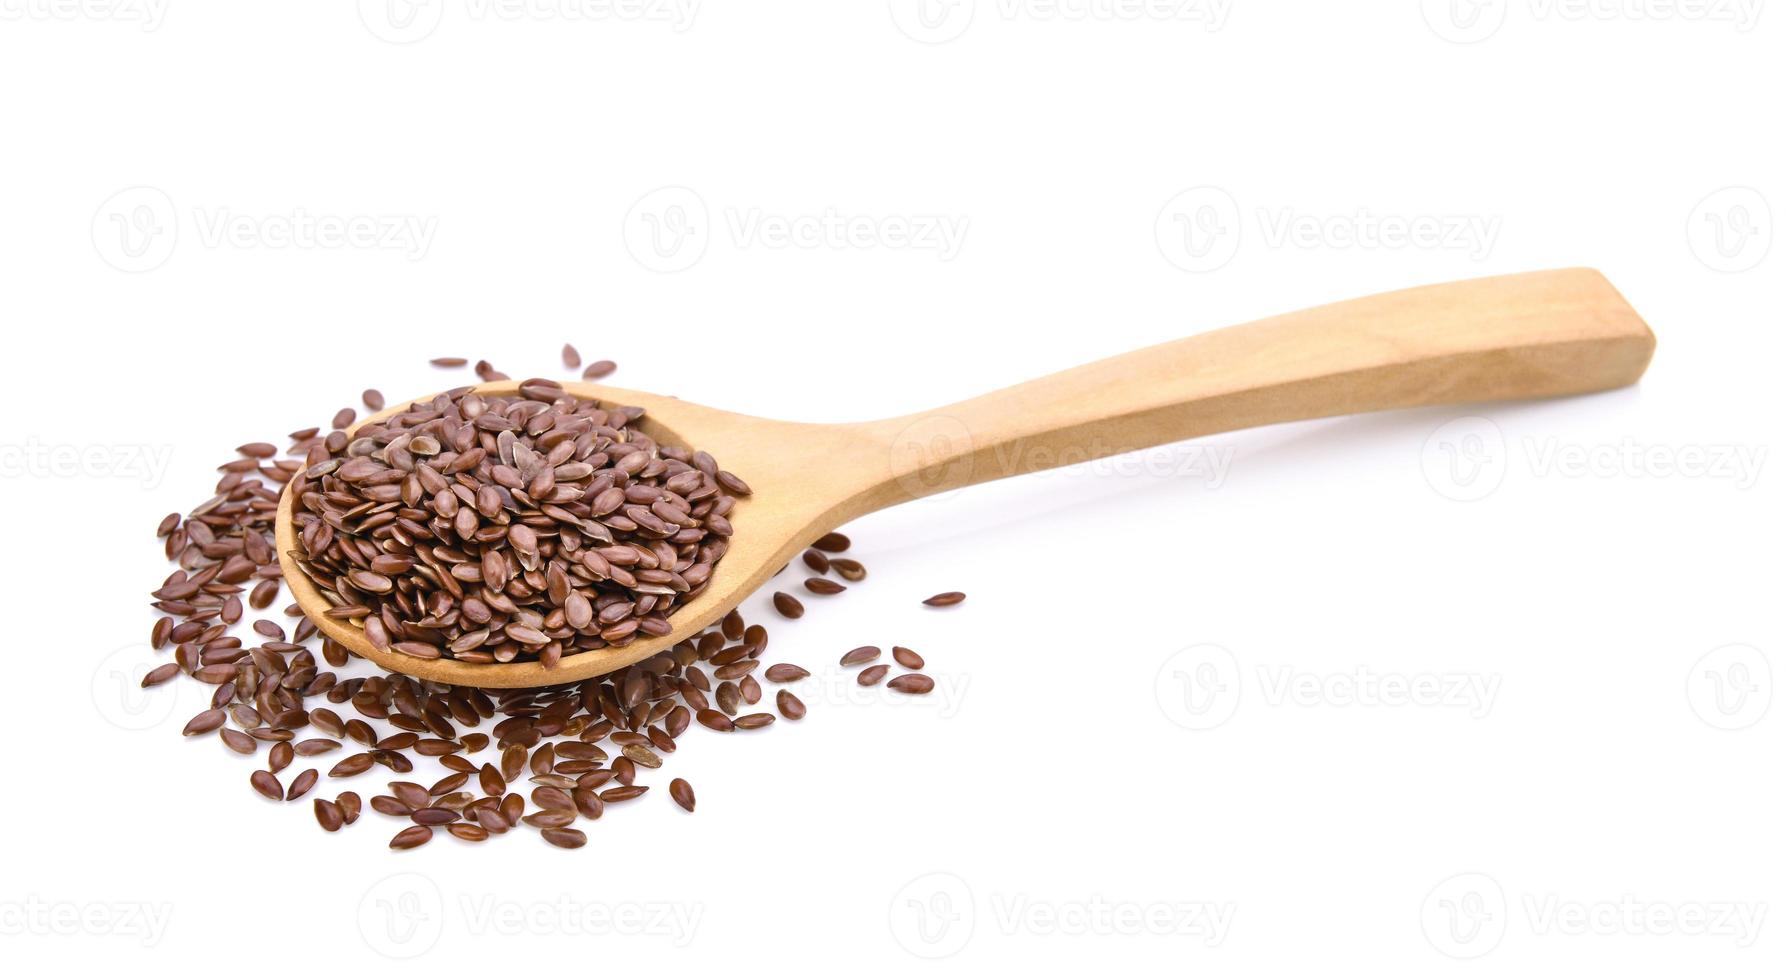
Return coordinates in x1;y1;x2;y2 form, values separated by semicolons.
851;268;1654;509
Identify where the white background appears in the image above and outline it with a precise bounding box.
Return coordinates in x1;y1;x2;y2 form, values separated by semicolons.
1;1;1780;975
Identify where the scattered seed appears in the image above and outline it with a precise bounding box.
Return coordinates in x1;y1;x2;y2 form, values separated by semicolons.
893;646;925;669
581;360;616;380
390;826;434;850
287;769;319;800
812;532;850;552
362;389;385;411
804;578;846;596
430;357;467;367
776;690;806;720
669;778;695;812
250;770;283;801
840;646;880;667
889;673;935;694
772;592;804;619
857;665;890;687
541;827;587;849
765;663;809;683
923;591;966;607
561;344;581;368
830;558;867;581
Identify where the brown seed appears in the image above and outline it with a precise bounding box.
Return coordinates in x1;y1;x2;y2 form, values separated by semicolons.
314;799;344;832
600;785;648;803
156;512;180;537
541;827;587;849
669;777;695;812
286;768;319;800
390;826;433;850
523;808;577;829
337;792;362;824
622;744;662;769
840;646;881;667
734;712;775;729
695;709;734;732
776;690;806;720
330;753;374;777
331;407;356;430
893;646;925;669
804;577;846;596
812;531;850;552
250;770;283;801
411;807;459;826
219;727;256;754
430;356;468;367
830;558;867;581
141;662;180;688
183;708;226;736
765;663;809;683
561;343;581;368
581;359;616;380
362;389;385;411
889;673;936;694
449;823;490;842
858;664;890;687
802;549;830;573
772;592;804;619
295;738;341;756
268;741;293;773
923;591;966;607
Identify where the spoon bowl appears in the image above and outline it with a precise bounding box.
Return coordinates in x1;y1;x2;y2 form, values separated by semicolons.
277;268;1655;688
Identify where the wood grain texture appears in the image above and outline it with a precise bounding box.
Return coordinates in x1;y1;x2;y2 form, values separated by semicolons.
276;268;1654;687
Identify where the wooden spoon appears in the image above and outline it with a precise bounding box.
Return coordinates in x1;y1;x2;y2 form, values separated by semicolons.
276;267;1654;688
